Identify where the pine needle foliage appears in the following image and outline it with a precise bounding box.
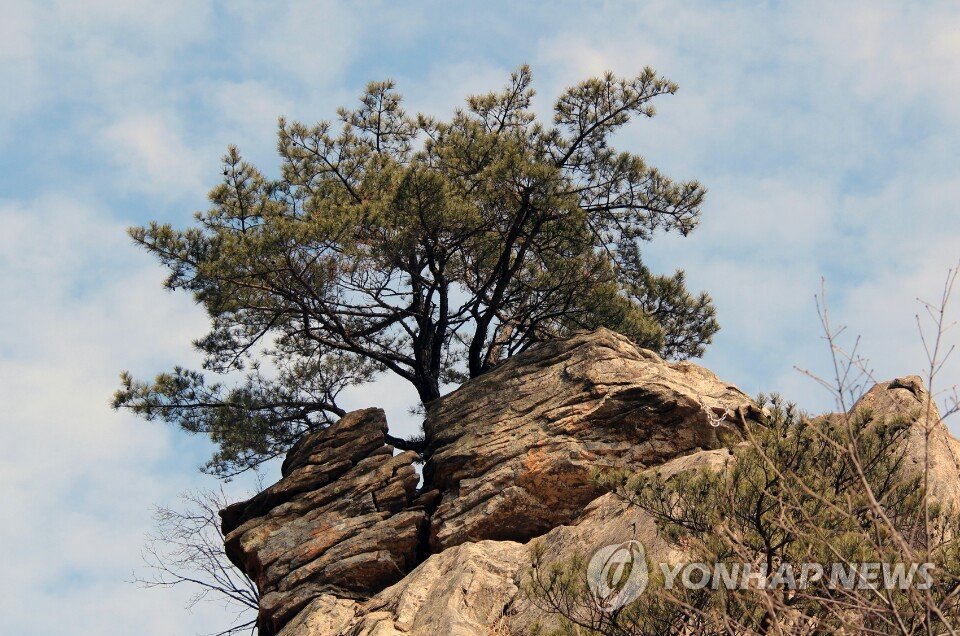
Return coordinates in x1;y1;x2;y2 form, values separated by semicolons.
114;67;718;476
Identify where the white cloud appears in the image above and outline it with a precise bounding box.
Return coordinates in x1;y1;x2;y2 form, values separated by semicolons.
225;0;359;86
208;80;292;136
102;114;207;196
0;0;214;116
796;2;960;110
0;2;41;137
0;196;237;634
201;80;295;168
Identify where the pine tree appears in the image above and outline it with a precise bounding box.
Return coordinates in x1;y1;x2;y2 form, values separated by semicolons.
114;66;718;476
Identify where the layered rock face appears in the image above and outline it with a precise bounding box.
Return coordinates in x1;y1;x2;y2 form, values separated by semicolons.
220;329;960;636
273;447;733;636
220;408;425;635
423;329;759;550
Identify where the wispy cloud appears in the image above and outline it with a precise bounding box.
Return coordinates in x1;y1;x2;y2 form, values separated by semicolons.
103;114;206;196
0;196;227;633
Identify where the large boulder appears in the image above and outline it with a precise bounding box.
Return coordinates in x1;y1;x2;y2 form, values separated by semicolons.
423;328;759;550
220;408;425;636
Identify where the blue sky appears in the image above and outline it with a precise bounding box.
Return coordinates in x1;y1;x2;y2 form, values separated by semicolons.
2;1;959;633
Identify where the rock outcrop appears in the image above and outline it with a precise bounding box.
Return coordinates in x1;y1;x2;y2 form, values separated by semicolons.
220;329;960;636
220;408;425;635
278;447;731;636
852;375;960;509
424;328;758;550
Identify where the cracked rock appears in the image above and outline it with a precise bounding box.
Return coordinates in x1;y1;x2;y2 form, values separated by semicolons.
220;408;425;636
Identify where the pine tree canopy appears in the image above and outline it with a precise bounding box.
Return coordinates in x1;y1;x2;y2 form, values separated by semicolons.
114;66;719;477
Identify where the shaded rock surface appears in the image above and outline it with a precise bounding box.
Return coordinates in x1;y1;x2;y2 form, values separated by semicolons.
220;408;424;635
423;328;759;550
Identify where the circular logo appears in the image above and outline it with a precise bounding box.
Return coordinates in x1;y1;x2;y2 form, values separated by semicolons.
587;540;649;611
